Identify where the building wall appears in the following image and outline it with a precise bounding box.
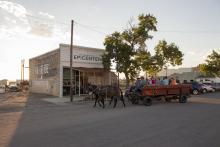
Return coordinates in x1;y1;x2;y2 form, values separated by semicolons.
29;44;117;97
29;49;60;96
158;67;192;77
59;44;105;97
170;72;200;83
59;44;104;68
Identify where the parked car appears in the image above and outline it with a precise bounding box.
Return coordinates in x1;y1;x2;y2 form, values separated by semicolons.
211;83;220;91
9;86;20;92
201;84;215;93
203;83;220;91
190;82;203;95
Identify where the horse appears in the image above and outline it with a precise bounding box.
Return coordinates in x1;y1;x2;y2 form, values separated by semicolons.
88;84;125;108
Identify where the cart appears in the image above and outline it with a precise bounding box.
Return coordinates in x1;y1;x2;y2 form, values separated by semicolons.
127;84;191;106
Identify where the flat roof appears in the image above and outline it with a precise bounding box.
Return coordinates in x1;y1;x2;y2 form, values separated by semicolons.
29;48;59;60
29;44;105;60
60;43;104;51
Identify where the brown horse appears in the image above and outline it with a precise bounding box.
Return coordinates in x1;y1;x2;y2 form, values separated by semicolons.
89;85;125;108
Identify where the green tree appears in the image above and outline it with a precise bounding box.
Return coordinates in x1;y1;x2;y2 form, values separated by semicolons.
153;40;184;73
135;40;183;77
102;14;157;87
200;50;220;77
135;50;161;77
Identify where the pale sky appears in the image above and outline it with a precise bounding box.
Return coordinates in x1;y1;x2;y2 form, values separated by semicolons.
0;0;220;80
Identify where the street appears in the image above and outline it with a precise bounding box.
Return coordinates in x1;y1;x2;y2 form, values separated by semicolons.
1;92;220;147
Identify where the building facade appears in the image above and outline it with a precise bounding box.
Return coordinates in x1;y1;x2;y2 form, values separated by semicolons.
29;44;117;97
158;67;201;83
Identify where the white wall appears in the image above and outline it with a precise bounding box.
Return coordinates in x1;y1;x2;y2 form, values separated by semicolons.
60;44;104;68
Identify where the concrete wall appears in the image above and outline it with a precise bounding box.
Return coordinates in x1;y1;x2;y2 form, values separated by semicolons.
29;49;60;96
59;44;106;97
29;44;116;97
60;44;104;68
158;67;193;77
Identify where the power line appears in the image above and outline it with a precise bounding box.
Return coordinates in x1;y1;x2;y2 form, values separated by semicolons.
157;30;220;34
75;22;108;35
26;14;108;35
25;14;220;35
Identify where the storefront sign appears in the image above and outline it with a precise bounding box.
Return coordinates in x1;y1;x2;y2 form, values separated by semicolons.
73;54;102;62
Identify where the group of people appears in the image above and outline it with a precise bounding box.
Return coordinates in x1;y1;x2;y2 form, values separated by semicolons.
134;76;180;93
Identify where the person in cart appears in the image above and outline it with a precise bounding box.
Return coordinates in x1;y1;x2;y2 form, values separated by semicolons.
135;76;146;95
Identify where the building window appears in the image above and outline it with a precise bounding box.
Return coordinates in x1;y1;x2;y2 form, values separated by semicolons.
44;64;49;74
39;65;44;75
37;64;50;77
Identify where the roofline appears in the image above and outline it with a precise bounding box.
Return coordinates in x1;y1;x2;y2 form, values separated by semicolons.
29;48;59;60
29;44;105;60
59;43;104;51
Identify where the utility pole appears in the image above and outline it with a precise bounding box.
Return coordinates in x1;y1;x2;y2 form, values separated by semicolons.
70;20;74;102
23;60;24;81
165;65;168;77
21;59;25;82
21;60;22;82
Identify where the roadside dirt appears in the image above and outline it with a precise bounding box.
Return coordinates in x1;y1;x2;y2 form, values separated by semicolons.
0;92;29;112
0;92;28;147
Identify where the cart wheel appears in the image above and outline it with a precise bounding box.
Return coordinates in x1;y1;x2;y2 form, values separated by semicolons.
165;98;171;102
143;97;152;106
179;95;187;103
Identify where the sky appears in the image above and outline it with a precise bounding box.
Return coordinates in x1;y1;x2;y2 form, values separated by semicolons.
0;0;220;80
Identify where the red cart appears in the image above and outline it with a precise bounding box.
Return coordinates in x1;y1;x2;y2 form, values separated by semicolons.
127;84;191;106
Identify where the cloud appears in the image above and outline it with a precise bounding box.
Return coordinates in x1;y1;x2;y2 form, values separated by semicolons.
4;16;16;23
27;15;55;37
0;1;30;39
0;1;27;21
0;1;69;39
38;11;55;19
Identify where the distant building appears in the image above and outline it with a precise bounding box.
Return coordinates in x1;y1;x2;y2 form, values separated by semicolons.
0;79;23;86
0;79;8;86
195;77;220;83
158;67;201;83
29;44;117;97
7;80;17;86
158;67;192;77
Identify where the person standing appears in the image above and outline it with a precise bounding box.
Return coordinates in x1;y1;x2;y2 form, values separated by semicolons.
140;76;146;88
135;77;141;93
151;77;156;85
170;77;177;85
162;76;169;85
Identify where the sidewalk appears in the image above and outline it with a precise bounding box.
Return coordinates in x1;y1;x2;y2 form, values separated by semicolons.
43;95;93;105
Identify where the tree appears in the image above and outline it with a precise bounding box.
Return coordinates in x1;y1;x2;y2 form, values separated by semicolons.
153;40;184;73
135;50;161;77
200;50;220;77
102;14;157;87
135;40;183;77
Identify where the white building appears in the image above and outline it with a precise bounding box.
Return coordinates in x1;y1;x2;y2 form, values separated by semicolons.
158;67;201;83
158;67;192;77
29;44;117;97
